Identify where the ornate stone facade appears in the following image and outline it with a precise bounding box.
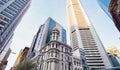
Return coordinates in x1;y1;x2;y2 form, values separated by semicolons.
32;40;73;70
29;17;88;70
31;29;74;70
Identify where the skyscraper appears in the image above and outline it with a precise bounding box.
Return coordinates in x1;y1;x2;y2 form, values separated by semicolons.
0;0;31;62
67;0;112;69
14;47;29;69
27;17;67;59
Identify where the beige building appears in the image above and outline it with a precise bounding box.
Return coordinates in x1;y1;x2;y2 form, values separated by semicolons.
67;0;112;69
106;46;120;58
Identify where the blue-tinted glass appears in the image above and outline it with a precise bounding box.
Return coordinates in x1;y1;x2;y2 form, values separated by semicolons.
97;0;112;19
46;19;56;44
99;0;110;7
62;29;66;44
116;57;120;66
110;55;120;67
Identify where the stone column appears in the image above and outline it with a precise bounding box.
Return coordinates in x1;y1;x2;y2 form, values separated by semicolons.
54;32;57;40
48;62;51;70
55;62;56;70
43;62;46;70
51;33;54;40
51;43;52;48
51;61;54;70
46;62;49;70
54;43;56;48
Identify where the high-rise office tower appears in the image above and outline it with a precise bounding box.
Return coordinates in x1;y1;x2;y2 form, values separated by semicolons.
67;0;112;69
0;0;31;62
27;17;67;59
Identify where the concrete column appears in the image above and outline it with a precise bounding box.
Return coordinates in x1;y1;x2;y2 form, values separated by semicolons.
54;33;57;40
53;51;55;57
51;61;54;70
51;43;52;48
46;62;49;70
59;62;62;70
55;62;56;70
51;33;53;40
55;62;58;70
48;62;51;70
43;62;46;70
54;43;56;48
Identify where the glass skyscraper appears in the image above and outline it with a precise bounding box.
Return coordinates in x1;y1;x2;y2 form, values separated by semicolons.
0;0;31;62
67;0;112;69
27;17;67;59
97;0;111;19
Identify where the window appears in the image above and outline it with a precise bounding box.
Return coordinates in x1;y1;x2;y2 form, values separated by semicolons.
52;43;54;48
65;48;68;52
74;61;76;65
53;36;55;40
55;52;57;57
61;54;63;60
51;51;53;57
62;47;63;51
56;44;57;48
56;35;58;40
48;52;50;57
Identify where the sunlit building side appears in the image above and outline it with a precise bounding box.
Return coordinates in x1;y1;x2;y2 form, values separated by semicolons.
14;47;29;69
67;0;112;69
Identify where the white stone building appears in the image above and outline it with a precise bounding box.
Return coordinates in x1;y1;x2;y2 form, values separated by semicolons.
29;17;88;70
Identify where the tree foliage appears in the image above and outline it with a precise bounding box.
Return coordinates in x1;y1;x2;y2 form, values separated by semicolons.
16;61;36;70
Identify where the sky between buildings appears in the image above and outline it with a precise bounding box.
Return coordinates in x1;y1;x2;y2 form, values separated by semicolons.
6;0;120;70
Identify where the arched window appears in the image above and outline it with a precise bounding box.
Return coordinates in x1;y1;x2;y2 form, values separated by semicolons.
55;52;57;57
52;43;54;48
61;54;63;60
51;51;53;57
48;52;50;57
51;29;60;41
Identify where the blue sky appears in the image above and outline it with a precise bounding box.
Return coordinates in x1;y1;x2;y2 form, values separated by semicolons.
6;0;120;70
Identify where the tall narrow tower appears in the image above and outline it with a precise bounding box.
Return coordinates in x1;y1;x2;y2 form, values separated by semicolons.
67;0;112;69
0;0;31;61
